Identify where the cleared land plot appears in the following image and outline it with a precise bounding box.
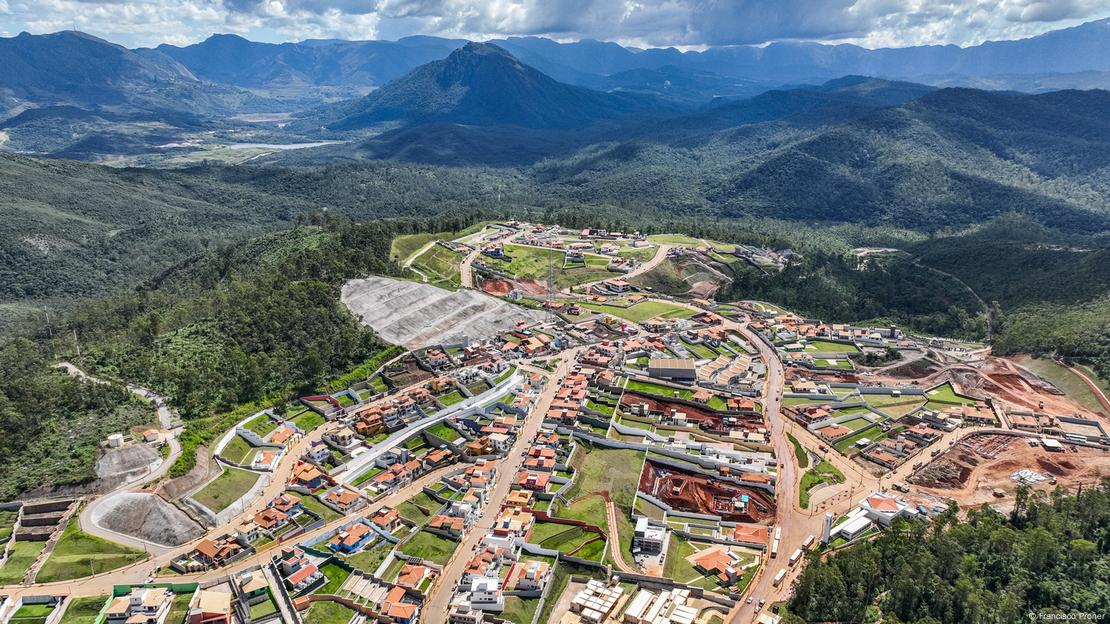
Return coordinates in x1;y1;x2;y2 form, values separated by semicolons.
410;244;465;289
500;597;541;624
0;540;46;584
530;522;597;555
36;520;147;582
437;390;465;406
400;530;457;564
59;596;109;624
1017;356;1105;413
302;601;355;624
396;491;443;526
487;244;617;289
0;510;16;541
191;467;260;513
804;340;860;353
220;434;255;464
646;234;705;248
625;378;694;401
316;561;352;594
294;492;341;523
924;382;978;409
244;415;279;437
291;410;325;432
342;277;545;349
342;542;392;574
581;301;695;323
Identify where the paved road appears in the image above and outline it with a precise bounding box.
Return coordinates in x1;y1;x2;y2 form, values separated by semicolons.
422;348;582;624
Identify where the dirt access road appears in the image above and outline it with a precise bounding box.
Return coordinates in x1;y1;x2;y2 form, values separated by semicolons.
55;363;184;554
575;244;672;293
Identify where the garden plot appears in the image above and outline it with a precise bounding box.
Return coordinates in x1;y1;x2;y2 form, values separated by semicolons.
341;276;545;348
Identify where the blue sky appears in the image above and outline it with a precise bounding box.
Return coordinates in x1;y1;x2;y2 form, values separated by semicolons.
1;0;1108;49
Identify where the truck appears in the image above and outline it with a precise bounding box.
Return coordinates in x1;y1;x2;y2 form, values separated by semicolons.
893;482;910;493
774;527;783;541
773;569;787;587
801;534;815;550
771;538;780;558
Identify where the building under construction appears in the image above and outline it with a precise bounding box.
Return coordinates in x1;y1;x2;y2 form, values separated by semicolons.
638;459;774;523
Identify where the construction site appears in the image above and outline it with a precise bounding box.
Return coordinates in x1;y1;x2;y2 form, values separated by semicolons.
341;276;546;348
909;432;1110;509
620;392;764;434
637;459;775;523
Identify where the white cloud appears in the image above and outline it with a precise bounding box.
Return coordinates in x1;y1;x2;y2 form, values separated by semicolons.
0;0;1107;48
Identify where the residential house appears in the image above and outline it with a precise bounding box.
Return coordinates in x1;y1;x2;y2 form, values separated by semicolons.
381;586;420;624
104;588;173;624
509;560;551;592
328;521;375;554
631;517;665;555
187;590;231;624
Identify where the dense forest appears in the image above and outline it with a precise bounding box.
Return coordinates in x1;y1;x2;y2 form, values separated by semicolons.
786;482;1110;623
0;213;478;497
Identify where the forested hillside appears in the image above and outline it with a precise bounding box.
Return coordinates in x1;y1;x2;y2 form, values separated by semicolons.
785;482;1110;624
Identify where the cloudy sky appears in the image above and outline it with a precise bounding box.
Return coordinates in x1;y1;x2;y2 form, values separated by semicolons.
1;0;1108;49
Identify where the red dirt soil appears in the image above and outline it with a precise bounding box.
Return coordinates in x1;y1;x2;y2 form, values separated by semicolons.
638;459;774;523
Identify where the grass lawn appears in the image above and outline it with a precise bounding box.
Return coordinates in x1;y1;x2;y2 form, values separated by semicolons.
36;520;147;582
787;432;809;469
530;523;596;555
864;395;926;417
438;390;465;407
396;491;442;525
799;460;846;509
682;340;718;360
316;560;352;595
400;530;457;565
427;422;459;440
625;378;695;400
191;467;260;513
832;425;882;454
646;234;705;247
924;382;977;407
840;417;873;431
586;399;617;417
294;492;341;522
617;417;654;432
59;596;108;624
0;510;16;541
663;536;700;583
342;543;391;574
411;244;465;289
244;415;279;438
814;358;853;370
581;301;695;323
220;434;255;464
804;340;860;353
617;246;658;262
0;539;46;584
500;597;540;624
249;595;279;621
291;410;326;432
14;604;56;618
166;592;192;624
564;446;644;510
302;601;356;624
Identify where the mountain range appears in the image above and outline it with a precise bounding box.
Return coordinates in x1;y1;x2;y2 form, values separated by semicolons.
154;19;1110;94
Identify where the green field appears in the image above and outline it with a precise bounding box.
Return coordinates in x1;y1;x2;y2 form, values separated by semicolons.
400;530;458;564
924;382;978;409
36;520;147;582
302;600;355;624
815;358;853;370
244;415;279;438
316;560;352;594
294;492;341;522
486;243;617;289
559;446;643;567
581;301;695;323
625;378;695;400
427;422;459;440
804;340;860;353
191;467;260;513
617;245;658;262
0;539;46;584
410;244;465;289
646;234;706;248
832;425;883;454
343;543;392;575
682;340;718;360
0;510;16;541
529;522;597;554
220;434;255;464
799;460;846;509
59;596;109;624
396;491;442;525
438;390;465;406
291;410;326;432
500;597;540;624
663;536;701;583
840;417;873;431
